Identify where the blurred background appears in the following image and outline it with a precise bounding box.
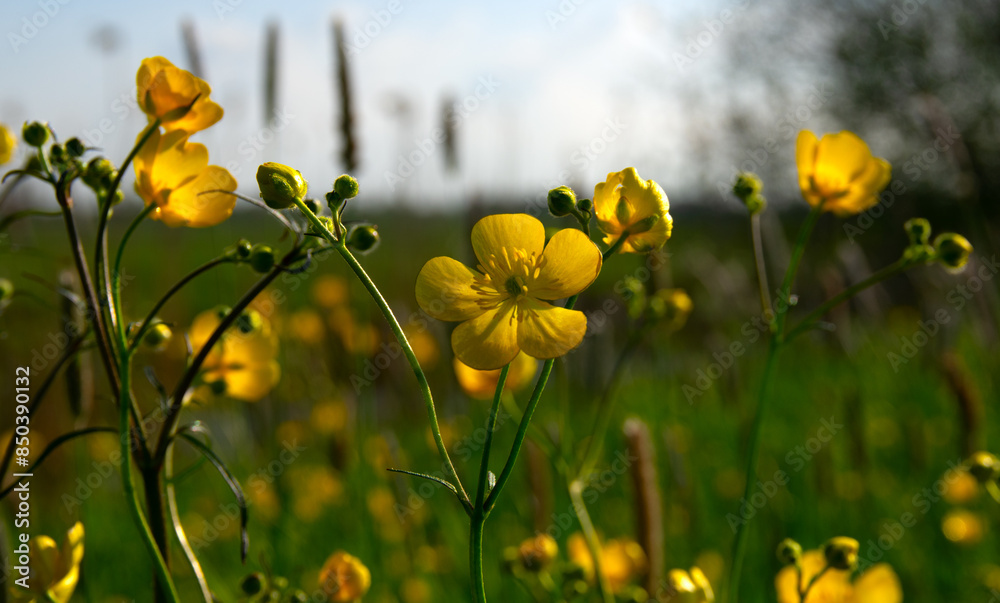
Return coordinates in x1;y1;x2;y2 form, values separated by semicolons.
1;0;999;601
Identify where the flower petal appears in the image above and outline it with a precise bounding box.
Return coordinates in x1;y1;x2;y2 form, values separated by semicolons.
796;130;820;202
829;157;891;216
416;257;490;321
160;165;237;227
852;564;902;603
816;131;875;183
452;301;520;370
516;298;587;360
471;214;545;277
531;228;602;300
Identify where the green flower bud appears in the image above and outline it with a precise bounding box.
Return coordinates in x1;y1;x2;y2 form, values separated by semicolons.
745;193;766;215
83;158;114;189
903;243;935;264
256;162;307;209
776;538;803;566
214;305;233;320
325;190;345;213
547;185;577;217
240;572;266;595
0;278;13;302
110;190;124;206
732;172;762;199
236;309;264;334
577;198;593;214
287;590;308;603
303;198;321;214
934;233;973;271
65;137;85;158
346;225;380;253
249;244;276;273
903;217;931;246
822;536;859;571
143;323;173;351
967;451;1000;484
333;174;360;199
22;121;49;147
49;144;66;164
208;379;228;396
234;239;252;258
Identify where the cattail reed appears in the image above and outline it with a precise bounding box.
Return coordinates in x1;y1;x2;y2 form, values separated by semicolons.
939;351;983;457
332;19;358;172
624;417;663;594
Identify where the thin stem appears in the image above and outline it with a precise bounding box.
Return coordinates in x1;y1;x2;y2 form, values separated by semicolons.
569;479;614;603
750;213;772;318
784;258;909;342
470;364;510;603
127;257;234;354
112;204;156;342
773;203;824;334
118;358;180;603
165;443;213;602
293;198;472;510
0;428;116;500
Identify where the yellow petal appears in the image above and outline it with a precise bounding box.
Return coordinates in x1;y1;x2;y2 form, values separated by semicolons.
451;301;520;370
796;130;819;186
160;165;237;227
454;352;538;399
30;536;60;592
816;131;875;184
531;228;602;300
516;297;587;360
593;169;627;227
471;214;545;278
852;564;902;603
416;257;490;321
0;123;16;165
829;157;891;216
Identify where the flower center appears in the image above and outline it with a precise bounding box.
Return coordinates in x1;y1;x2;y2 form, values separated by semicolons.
504;275;527;297
471;246;548;308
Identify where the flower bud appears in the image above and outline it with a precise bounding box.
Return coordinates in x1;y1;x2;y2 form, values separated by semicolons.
49;144;66;164
143;323;173;352
303;198;322;214
732;172;766;215
649;288;693;330
903;217;931;246
934;233;973;271
347;225;380;253
249;244;276;273
22;121;49;147
240;572;266;595
236;309;264;334
208;379;227;396
967;451;1000;484
577;197;593;214
65;137;86;158
256;162;307;209
547;185;578;217
214;305;233;320
234;239;252;258
333;174;360;200
776;538;803;566
325;190;345;213
0;277;13;302
822;536;859;571
83;158;114;189
518;534;558;571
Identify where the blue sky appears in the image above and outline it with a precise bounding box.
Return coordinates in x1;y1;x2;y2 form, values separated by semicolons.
1;0;820;207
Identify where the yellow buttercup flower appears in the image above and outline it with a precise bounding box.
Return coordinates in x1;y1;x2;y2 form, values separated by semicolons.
188;309;280;402
567;533;648;593
11;522;84;603
134;128;237;227
518;534;559;571
775;550;901;603
318;551;372;602
666;567;714;602
0;122;15;165
137;56;223;134
942;509;984;544
416;214;601;370
454;351;538;399
795;130;891;216
593;167;672;254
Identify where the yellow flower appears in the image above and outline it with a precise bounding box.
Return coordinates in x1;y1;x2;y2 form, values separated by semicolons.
136;56;223;134
666;567;714;602
775;550;901;603
942;509;983;544
593;167;672;254
188;309;280;401
416;214;602;370
134;129;237;227
11;522;84;603
454;352;538;399
795;130;891;216
567;533;648;593
318;551;372;602
518;534;559;571
0;122;16;165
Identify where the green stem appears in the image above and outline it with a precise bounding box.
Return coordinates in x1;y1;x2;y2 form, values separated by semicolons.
112;204;156;342
165;444;213;602
750;213;772;317
470;363;510;603
569;479;614;603
784;258;910;342
294;198;472;510
118;358;180;603
773;203;823;335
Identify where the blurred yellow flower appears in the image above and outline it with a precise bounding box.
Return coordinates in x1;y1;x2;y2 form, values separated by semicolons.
318;551;371;602
311;398;349;436
453;352;538;400
188;309;280;402
795;130;891;216
416;214;601;370
567;533;648;593
942;509;984;545
134;129;237;227
136;56;223;134
593;167;672;254
11;522;84;603
666;567;714;602
518;534;559;571
775;550;901;603
313;274;351;308
404;325;440;369
943;470;980;504
0;123;15;165
287;309;327;346
288;466;344;522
